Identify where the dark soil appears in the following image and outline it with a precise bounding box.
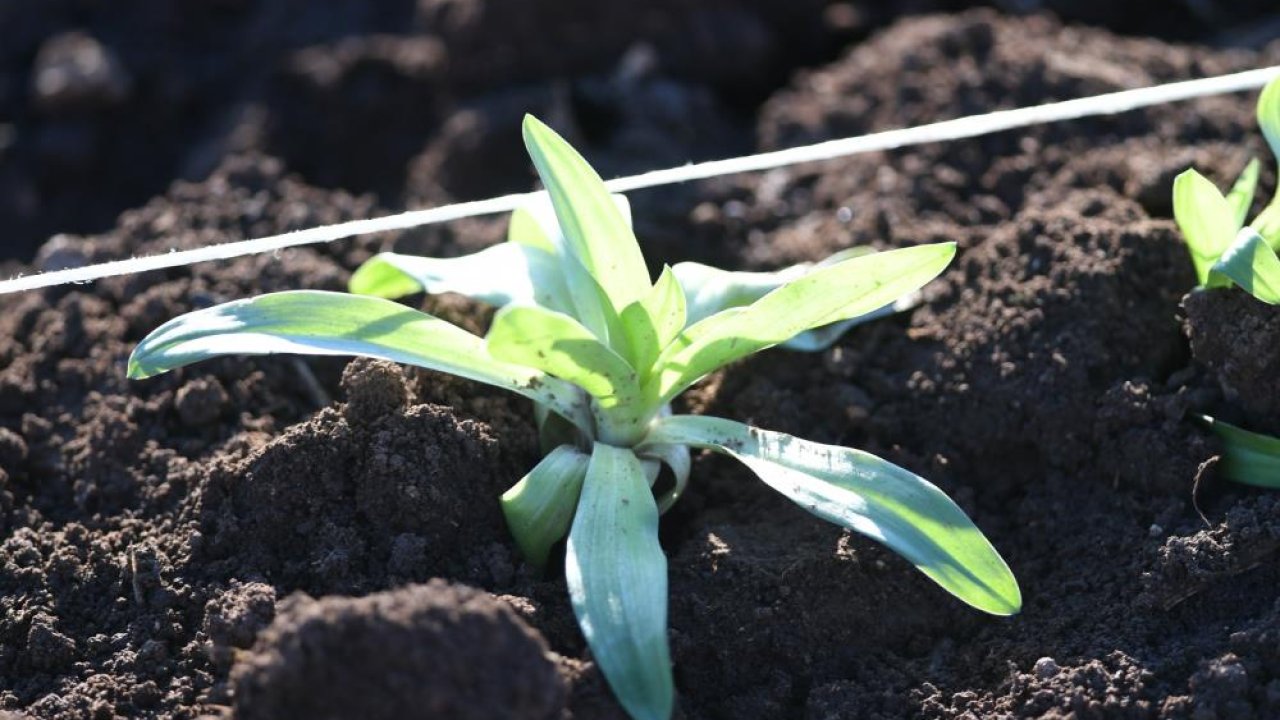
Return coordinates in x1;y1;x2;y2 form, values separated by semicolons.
230;580;566;720
4;3;1280;720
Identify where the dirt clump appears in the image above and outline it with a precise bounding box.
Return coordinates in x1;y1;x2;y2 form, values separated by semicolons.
230;580;565;720
197;359;528;596
1183;288;1280;423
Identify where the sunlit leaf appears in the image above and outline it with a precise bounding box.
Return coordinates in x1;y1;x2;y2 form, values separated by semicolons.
566;443;673;720
620;266;687;381
128;290;591;432
1248;77;1280;250
641;415;1022;616
486;305;641;410
349;244;571;313
675;247;876;326
647;243;955;406
1226;158;1260;229
508;204;557;254
1174;168;1239;287
1259;75;1280;164
674;254;907;352
1254;203;1280;251
523;116;651;352
1211;226;1280;304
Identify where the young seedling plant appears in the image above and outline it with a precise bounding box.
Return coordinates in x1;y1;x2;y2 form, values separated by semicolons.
1174;75;1280;301
1174;76;1280;489
129;116;1021;720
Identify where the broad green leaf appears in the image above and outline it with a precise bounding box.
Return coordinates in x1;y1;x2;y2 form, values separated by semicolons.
674;255;903;353
128;290;591;433
674;248;877;322
566;443;673;720
620;266;688;381
523;115;651;350
1252;77;1280;249
347;253;426;300
1226;158;1260;229
502;445;591;568
349;245;571;313
647;243;956;406
510;193;634;255
1174;168;1238;287
1259;75;1280;164
486;305;642;411
1198;414;1280;488
508;204;557;254
673;261;805;326
1211;226;1280;304
641;415;1022;616
1254;203;1280;250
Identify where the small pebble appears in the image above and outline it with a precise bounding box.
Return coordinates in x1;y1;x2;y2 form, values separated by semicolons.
1033;657;1060;680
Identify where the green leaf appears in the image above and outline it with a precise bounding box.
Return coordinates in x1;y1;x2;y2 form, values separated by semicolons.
510;193;635;254
486;305;642;410
641;415;1022;616
637;441;692;514
1259;75;1280;164
1174;168;1239;287
619;266;688;381
674;247;878;328
1211;226;1280;304
128;290;592;433
1253;77;1280;250
647;243;956;406
1198;414;1280;488
502;445;591;569
1226;158;1260;230
508;205;557;254
566;443;673;720
346;253;426;300
1254;203;1280;250
349;245;572;313
523;115;651;350
673;262;801;326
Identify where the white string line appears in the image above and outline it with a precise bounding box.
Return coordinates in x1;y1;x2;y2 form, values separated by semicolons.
3;64;1278;296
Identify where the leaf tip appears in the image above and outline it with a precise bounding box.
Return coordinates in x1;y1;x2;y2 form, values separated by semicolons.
522;113;551;145
989;583;1023;617
125;350;150;380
